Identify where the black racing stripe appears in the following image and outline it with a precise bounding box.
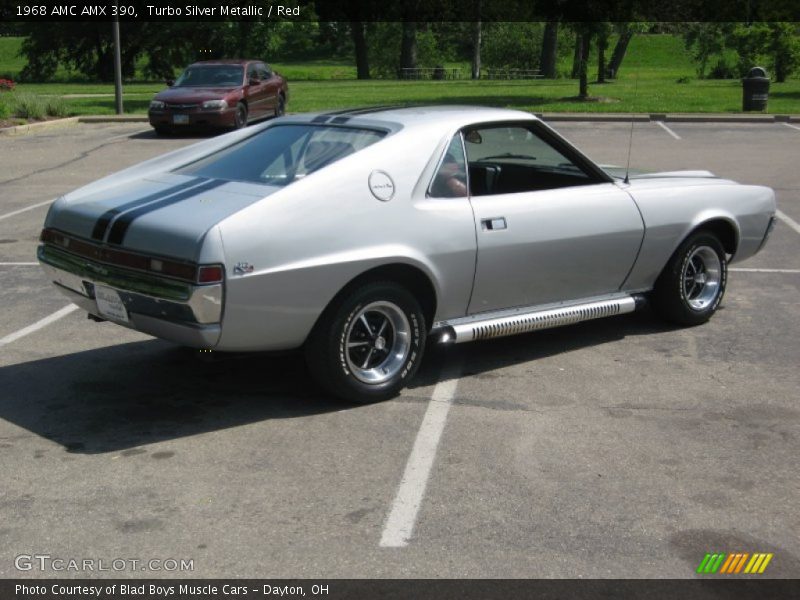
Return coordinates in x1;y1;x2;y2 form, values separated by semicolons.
106;179;227;246
311;115;331;123
90;178;206;241
330;116;352;124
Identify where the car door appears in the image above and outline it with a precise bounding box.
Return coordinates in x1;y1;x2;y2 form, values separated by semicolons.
245;63;269;119
258;63;281;114
461;123;644;314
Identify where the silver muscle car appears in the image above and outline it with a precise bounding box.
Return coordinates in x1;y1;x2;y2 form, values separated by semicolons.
38;106;777;402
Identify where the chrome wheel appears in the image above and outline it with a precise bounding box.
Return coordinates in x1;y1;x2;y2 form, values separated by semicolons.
345;301;410;384
682;245;722;310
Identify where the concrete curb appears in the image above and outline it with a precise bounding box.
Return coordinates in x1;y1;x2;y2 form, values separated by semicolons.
77;115;149;123
0;116;79;136
538;113;800;123
2;112;798;136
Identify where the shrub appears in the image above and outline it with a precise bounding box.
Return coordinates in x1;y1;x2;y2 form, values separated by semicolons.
0;78;15;91
0;97;10;119
44;96;68;118
12;93;45;120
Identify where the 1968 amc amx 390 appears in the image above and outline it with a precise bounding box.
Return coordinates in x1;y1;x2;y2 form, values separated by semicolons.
38;106;776;402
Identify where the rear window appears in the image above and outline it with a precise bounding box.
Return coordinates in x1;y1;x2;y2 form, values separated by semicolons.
177;125;386;186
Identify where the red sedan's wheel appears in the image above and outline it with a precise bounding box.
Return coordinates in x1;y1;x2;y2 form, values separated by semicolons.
233;102;248;129
274;94;286;117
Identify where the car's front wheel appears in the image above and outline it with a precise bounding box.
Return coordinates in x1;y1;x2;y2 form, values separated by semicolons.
305;281;426;403
274;94;286;117
652;231;728;325
233;102;248;129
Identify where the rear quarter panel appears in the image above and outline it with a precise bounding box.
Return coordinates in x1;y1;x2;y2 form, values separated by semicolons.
214;125;477;351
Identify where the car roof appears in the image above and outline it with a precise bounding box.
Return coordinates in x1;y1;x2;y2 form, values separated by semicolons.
188;60;258;66
281;105;539;133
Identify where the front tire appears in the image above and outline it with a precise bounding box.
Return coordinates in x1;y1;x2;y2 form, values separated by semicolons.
652;231;728;326
274;94;286;117
305;281;426;403
233;102;248;129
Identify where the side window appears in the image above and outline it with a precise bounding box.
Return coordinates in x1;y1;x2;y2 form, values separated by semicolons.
463;125;593;196
429;135;468;198
258;64;272;79
247;64;258;81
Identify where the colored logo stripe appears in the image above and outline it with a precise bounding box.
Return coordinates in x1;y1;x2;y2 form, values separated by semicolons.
697;552;773;574
90;178;207;241
106;179;227;246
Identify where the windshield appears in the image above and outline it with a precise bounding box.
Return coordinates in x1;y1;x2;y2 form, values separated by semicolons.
174;65;244;88
177;124;387;186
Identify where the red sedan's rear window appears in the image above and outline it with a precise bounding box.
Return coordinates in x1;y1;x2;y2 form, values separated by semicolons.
177;125;386;186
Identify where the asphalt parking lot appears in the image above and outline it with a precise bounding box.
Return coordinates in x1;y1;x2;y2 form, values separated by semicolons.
1;119;798;579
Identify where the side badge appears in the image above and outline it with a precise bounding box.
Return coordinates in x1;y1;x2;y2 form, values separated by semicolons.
233;262;254;275
368;170;395;202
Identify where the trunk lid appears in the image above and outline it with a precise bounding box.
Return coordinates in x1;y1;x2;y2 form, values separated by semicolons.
45;174;279;261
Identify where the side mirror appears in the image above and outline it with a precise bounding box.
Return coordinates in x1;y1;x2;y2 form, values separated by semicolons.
165;79;175;87
248;78;260;86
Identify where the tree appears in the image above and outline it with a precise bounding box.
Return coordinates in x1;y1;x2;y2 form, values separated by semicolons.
472;20;482;79
595;23;612;83
400;22;418;73
606;23;638;79
539;22;558;79
769;22;800;83
350;22;370;79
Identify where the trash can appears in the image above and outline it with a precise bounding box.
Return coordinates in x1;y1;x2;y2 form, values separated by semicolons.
742;67;770;111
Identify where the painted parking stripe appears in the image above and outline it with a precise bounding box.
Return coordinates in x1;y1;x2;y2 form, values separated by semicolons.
730;268;800;273
380;361;462;548
655;121;681;140
783;123;800;132
0;304;78;348
0;262;39;266
0;198;55;222
776;210;800;236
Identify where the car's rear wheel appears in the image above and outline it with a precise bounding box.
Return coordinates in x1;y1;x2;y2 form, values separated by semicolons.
652;231;727;325
274;94;286;117
305;281;426;403
153;125;172;136
233;102;248;129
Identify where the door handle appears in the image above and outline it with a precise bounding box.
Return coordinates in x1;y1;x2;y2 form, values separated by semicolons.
481;217;507;231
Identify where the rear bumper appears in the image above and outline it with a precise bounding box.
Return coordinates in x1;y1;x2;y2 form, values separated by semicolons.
38;244;223;348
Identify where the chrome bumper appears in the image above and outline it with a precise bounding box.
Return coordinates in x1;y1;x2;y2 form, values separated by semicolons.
38;244;223;348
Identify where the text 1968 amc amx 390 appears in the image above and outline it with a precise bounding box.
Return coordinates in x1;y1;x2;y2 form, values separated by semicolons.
38;106;776;402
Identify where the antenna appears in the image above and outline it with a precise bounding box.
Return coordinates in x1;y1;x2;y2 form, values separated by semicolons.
623;73;639;184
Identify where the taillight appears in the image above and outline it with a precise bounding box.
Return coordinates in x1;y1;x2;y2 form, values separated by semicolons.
197;264;224;284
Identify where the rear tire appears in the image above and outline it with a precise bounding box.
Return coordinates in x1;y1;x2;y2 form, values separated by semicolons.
153;125;172;136
305;281;426;404
651;231;727;326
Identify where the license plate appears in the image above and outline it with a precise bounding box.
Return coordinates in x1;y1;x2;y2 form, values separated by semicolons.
173;114;189;125
95;285;129;323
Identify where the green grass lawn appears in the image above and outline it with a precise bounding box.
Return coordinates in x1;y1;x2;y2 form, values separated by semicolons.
2;33;799;118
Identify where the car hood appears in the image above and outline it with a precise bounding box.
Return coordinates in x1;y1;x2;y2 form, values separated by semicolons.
154;87;239;103
45;174;280;261
602;165;719;180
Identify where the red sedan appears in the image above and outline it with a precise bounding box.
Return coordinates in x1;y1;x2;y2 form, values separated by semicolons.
148;59;288;134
